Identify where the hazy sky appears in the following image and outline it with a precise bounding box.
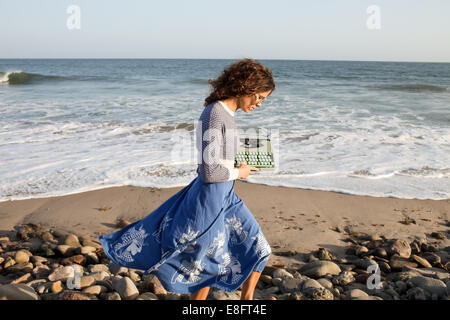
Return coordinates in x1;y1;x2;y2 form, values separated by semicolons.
1;0;449;62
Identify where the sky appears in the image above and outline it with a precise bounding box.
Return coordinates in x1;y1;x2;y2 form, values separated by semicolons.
1;0;449;62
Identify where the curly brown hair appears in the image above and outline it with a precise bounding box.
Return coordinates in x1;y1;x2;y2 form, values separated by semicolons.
204;58;275;107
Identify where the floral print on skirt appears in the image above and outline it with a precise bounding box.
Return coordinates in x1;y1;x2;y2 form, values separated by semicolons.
98;173;271;294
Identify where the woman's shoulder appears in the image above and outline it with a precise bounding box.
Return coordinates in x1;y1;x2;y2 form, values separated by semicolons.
200;101;226;120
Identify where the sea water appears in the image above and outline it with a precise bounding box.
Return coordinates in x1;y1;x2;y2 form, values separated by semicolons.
0;59;449;201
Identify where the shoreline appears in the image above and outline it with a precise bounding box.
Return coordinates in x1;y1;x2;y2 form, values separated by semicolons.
0;180;448;267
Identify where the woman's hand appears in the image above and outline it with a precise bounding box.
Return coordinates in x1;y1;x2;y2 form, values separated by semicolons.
238;161;259;179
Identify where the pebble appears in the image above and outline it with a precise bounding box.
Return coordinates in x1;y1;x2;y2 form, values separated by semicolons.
0;283;39;300
411;254;433;268
112;276;139;300
48;266;76;282
51;281;64;293
272;268;293;279
386;239;411;258
64;234;81;247
407;276;448;298
136;292;159;300
389;254;418;271
82;285;108;295
317;278;333;290
1;223;449;300
280;278;305;293
332;271;355;286
298;260;341;278
14;250;30;263
346;288;369;300
142;274;167;295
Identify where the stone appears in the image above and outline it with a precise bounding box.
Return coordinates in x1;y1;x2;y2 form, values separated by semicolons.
356;246;369;256
48;265;76;282
347;288;369;300
317;248;335;260
82;285;107;295
128;270;141;282
79;275;96;288
89;264;110;273
332;271;355;286
301;278;323;291
85;253;99;265
31;256;48;265
260;274;272;285
395;280;408;294
10;273;33;284
89;271;110;282
96;280;113;291
307;287;334;300
64;234;81;247
3;257;15;269
81;239;102;249
101;292;122;300
51;281;64;293
407;276;447;298
386;239;411;258
108;263;128;275
116;219;131;228
136;292;159;300
56;245;76;257
14;250;30;263
411;255;433;268
386;270;421;282
298;260;341;278
39;231;54;241
367;239;384;249
0;283;39;300
431;232;446;240
271;277;283;286
406;287;427;300
377;261;391;273
208;289;240;300
272;268;294;279
58;290;97;300
80;246;97;255
421;252;441;265
61;255;86;266
317;278;333;290
112;276;139;300
410;240;421;255
280;278;305;293
5;262;34;274
373;248;388;258
421;243;438;253
33;265;51;279
142;274;167;295
389;254;418;271
355;295;384;300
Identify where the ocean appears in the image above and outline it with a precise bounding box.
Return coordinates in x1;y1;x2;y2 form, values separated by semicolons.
0;59;449;201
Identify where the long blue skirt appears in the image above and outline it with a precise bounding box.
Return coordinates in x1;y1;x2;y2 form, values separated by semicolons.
98;173;271;294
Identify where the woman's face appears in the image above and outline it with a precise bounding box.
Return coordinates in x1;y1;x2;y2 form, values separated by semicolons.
237;90;272;113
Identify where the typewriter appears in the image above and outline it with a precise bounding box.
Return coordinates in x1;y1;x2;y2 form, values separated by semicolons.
234;135;276;171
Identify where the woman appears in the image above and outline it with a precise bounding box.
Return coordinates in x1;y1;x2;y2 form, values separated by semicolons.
98;58;275;300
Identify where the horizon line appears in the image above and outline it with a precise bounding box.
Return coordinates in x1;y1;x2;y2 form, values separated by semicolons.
0;57;449;64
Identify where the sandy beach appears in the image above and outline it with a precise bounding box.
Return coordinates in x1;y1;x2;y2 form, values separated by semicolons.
1;180;449;268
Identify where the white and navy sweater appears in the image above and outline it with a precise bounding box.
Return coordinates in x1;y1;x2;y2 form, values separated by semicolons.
196;100;240;183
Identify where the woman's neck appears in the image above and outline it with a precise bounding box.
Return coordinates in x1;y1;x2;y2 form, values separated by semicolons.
220;98;238;112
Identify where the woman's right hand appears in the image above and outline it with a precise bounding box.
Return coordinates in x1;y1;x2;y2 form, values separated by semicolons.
238;161;259;179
